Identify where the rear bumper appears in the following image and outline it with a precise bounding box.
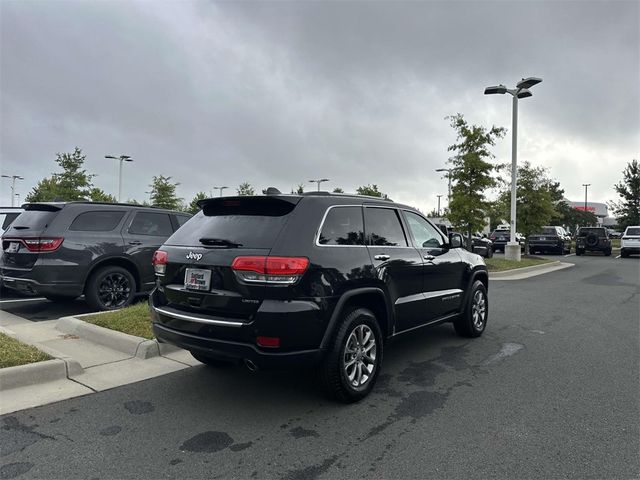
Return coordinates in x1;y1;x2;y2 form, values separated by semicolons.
0;274;83;297
152;322;323;369
621;247;640;254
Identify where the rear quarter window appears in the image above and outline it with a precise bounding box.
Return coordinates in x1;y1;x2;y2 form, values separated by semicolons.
128;212;174;236
68;211;125;232
318;206;364;245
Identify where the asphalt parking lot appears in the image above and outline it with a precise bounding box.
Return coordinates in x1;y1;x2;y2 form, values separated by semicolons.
1;254;639;479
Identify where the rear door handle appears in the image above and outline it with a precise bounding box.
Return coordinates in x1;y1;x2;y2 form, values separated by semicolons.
374;254;390;261
129;241;142;246
424;254;436;261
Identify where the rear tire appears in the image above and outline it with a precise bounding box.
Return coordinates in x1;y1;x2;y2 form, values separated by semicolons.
576;248;583;256
454;280;488;338
605;248;612;256
85;265;136;311
621;249;629;258
319;308;383;403
191;352;236;367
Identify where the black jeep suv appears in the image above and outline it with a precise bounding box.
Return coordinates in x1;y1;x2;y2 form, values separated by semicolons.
150;193;488;402
0;202;190;310
575;227;611;256
528;226;572;255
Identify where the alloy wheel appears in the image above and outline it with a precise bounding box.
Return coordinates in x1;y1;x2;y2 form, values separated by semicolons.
343;324;377;388
97;273;131;308
472;290;487;330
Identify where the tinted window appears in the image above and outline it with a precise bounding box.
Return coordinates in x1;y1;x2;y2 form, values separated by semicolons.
578;228;605;236
1;213;20;231
69;211;125;232
626;227;640;236
166;197;297;249
176;215;190;227
128;212;173;236
364;208;407;246
404;211;445;248
540;227;558;235
319;207;364;245
6;210;58;232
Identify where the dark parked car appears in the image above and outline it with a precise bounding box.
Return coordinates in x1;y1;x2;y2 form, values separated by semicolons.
150;192;489;402
0;202;190;310
575;227;611;256
448;231;493;258
489;229;525;253
528;226;572;255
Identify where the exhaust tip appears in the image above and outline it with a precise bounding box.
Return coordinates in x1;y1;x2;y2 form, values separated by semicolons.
244;359;258;372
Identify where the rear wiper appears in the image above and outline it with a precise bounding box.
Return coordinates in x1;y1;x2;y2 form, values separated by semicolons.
199;237;243;248
11;226;29;230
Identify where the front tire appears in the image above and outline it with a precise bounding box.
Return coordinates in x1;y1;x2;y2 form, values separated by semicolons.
319;308;383;403
85;265;136;311
454;280;488;338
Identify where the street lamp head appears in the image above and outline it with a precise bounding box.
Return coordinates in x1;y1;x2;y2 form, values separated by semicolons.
516;77;542;90
105;155;118;159
484;85;507;95
435;168;448;173
516;89;533;99
122;156;133;162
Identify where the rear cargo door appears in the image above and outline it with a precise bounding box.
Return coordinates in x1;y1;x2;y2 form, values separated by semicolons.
1;204;62;270
158;196;301;322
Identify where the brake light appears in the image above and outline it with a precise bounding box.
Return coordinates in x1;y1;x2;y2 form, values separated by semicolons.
490;236;496;241
5;237;64;252
152;250;168;276
232;256;309;285
257;336;280;348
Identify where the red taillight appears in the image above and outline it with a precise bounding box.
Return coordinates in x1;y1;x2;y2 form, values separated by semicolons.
490;236;496;241
231;256;309;285
256;336;280;348
152;250;168;276
7;237;65;252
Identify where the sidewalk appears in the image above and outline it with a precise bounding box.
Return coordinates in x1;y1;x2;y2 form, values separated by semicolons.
0;310;200;415
489;260;575;281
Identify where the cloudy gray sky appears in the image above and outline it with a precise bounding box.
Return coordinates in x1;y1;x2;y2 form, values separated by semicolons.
1;0;638;214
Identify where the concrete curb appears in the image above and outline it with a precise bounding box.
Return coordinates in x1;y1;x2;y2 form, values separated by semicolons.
490;261;574;280
56;316;180;359
0;359;69;390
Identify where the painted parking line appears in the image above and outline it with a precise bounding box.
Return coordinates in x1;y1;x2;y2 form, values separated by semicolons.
0;297;47;304
564;253;575;257
615;255;621;259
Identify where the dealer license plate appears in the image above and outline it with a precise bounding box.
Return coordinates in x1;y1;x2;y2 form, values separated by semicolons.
6;242;20;253
184;268;211;291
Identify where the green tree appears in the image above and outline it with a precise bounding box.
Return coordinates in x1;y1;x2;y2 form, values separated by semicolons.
446;114;506;249
496;161;557;253
332;187;344;193
610;159;640;230
25;147;103;202
291;184;305;194
186;191;207;214
356;184;384;198
149;175;182;210
237;182;255;196
87;188;117;203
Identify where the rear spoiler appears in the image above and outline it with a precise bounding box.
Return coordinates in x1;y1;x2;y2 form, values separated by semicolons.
22;203;64;212
197;195;302;217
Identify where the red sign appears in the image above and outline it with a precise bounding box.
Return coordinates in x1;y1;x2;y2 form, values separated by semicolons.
574;206;596;212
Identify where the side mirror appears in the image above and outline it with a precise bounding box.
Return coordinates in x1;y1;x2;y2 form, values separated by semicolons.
449;233;463;248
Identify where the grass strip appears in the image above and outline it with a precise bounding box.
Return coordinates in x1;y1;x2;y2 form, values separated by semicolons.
485;256;553;272
0;333;52;369
82;301;153;340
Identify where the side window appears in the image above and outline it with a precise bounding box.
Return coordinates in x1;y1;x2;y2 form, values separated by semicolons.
1;213;20;231
364;208;408;247
68;211;126;232
128;212;173;236
175;215;191;228
318;207;364;245
404;211;445;249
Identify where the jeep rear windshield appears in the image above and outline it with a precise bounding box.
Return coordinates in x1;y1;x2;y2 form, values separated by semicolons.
165;196;300;249
538;227;558;235
579;228;604;236
6;206;61;232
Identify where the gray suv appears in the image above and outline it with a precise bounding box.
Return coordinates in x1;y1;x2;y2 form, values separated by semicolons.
0;202;190;310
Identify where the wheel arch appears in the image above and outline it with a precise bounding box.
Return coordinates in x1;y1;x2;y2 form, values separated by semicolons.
83;256;142;294
319;287;392;350
460;268;488;311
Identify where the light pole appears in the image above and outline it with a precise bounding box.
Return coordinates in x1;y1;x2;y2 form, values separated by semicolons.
485;76;542;261
435;168;460;205
582;183;591;223
309;178;329;192
213;186;228;197
437;194;443;217
105;155;133;202
1;175;24;207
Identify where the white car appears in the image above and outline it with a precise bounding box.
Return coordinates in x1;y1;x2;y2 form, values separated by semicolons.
0;207;23;236
620;226;640;258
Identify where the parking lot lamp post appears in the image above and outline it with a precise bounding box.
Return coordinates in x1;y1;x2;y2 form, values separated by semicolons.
213;186;228;197
1;175;24;207
435;168;454;204
484;77;542;261
105;155;133;203
309;178;329;192
437;195;443;217
582;183;590;213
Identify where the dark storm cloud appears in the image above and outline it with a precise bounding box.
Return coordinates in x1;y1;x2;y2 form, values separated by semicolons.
1;0;638;211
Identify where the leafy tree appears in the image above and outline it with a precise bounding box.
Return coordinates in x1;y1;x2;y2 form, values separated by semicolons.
87;188;117;203
332;187;344;193
496;161;557;253
25;147;106;202
126;198;151;206
237;182;255;196
186;191;207;214
291;184;305;194
149;175;182;210
356;184;384;198
446;114;506;250
610;159;640;230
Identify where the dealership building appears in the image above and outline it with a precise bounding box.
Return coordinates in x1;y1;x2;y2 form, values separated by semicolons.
569;201;616;226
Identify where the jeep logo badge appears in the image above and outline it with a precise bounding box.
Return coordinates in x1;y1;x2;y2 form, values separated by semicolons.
186;251;203;261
